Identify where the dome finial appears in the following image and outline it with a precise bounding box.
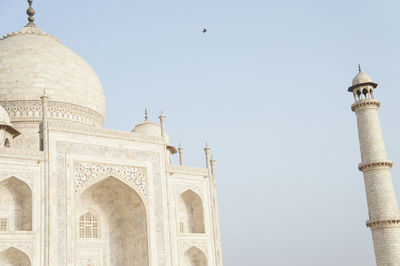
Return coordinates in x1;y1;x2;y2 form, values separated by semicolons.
144;107;148;121
358;64;362;73
26;0;35;24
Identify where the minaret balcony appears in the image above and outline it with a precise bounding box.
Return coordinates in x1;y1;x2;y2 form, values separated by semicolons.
366;218;400;229
358;160;393;172
351;98;380;112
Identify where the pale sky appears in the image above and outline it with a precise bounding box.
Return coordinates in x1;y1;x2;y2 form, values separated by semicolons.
2;0;400;265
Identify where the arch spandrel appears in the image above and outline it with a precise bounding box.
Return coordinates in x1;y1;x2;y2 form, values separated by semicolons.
73;161;148;202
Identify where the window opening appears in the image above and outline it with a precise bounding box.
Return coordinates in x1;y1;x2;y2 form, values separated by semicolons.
79;211;99;238
0;218;7;231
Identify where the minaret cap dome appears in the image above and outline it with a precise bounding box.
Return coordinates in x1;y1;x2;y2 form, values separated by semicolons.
0;24;106;125
348;71;378;92
352;72;373;86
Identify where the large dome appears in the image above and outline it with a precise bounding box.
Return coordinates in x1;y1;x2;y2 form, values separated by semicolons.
0;23;106;126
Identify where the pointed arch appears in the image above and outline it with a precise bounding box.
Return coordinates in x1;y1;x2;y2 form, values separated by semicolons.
75;171;146;202
76;176;149;266
178;190;205;234
0;247;31;266
184;246;207;266
0;177;32;231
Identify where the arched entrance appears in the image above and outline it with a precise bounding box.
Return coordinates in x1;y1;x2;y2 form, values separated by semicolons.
0;177;32;231
178;190;205;234
184;246;207;266
76;176;148;266
0;247;31;266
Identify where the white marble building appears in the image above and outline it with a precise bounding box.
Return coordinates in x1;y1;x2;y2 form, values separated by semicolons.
0;2;223;266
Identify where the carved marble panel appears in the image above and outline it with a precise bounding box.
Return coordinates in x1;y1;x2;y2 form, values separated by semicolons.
73;161;147;198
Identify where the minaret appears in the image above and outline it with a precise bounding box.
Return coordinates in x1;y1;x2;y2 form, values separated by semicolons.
204;142;211;175
349;66;400;265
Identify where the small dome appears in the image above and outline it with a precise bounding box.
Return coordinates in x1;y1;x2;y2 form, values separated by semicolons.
0;105;11;126
348;71;378;92
131;120;170;143
352;72;373;86
132;121;162;137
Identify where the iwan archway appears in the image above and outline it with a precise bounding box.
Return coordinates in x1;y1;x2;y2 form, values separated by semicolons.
0;247;31;266
75;176;149;266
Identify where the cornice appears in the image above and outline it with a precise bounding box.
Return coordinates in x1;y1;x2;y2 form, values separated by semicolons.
358;160;393;172
47;120;166;144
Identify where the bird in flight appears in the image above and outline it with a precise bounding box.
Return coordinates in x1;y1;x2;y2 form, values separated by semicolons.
202;28;207;33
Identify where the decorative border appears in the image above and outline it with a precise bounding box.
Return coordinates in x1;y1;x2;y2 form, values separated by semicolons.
0;100;104;127
351;99;380;112
73;161;147;198
358;161;393;172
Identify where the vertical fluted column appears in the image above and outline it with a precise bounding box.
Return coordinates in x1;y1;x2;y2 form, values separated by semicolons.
350;73;400;265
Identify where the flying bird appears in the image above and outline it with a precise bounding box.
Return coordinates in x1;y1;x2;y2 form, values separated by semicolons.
202;28;207;33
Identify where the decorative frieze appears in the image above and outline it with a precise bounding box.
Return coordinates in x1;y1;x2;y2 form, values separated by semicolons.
0;100;104;127
358;161;393;172
73;161;147;197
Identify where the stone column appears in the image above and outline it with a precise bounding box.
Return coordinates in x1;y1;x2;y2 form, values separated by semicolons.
350;70;400;265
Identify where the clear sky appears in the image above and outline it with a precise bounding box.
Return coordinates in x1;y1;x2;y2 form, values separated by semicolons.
2;0;400;265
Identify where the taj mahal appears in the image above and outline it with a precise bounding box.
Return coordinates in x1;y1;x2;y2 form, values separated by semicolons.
1;1;400;266
0;1;223;265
